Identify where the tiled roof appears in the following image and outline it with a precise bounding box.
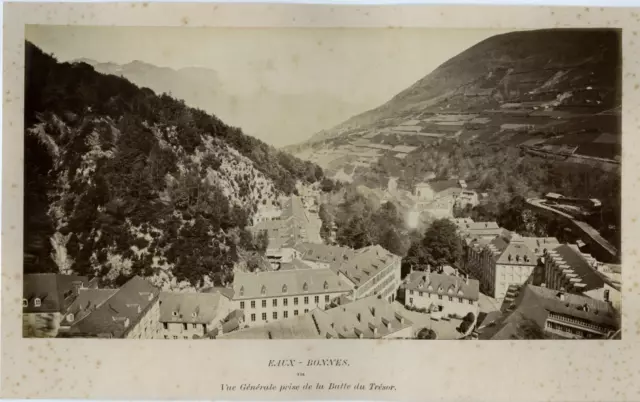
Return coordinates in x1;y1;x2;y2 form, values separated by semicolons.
547;245;606;291
495;242;537;265
279;259;313;271
232;268;351;300
314;296;413;339
511;236;560;256
487;236;509;257
62;289;118;326
295;243;355;267
202;286;235;300
478;285;619;340
405;271;480;301
23;273;90;314
158;292;225;324
67;276;160;338
251;218;300;249
333;245;399;287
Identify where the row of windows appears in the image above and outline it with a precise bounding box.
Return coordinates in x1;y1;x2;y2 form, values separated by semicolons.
409;295;473;305
250;309;310;322
162;322;202;330
240;295;329;309
23;298;41;308
239;281;330;297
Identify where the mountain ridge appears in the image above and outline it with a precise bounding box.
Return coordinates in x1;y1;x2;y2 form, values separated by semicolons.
25;42;325;291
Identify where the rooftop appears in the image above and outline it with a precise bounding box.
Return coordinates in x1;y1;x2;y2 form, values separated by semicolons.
158;292;225;324
405;271;480;301
546;244;606;291
66;276;160;338
294;242;355;267
23;273;90;314
495;242;537;266
233;268;351;300
333;245;399;287
479;285;619;340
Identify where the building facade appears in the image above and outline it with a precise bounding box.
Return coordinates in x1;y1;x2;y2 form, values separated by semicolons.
159;291;234;339
404;271;479;318
232;269;352;327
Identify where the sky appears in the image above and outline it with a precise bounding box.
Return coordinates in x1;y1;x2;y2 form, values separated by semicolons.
26;26;508;146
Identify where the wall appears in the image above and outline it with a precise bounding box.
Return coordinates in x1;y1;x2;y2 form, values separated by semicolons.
405;289;478;318
236;291;349;327
493;263;535;299
160;296;234;339
355;258;402;302
125;299;162;340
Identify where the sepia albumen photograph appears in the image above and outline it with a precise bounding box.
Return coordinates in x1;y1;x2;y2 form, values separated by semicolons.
22;25;622;341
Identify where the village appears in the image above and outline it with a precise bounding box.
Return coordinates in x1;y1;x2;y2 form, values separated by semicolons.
22;177;621;340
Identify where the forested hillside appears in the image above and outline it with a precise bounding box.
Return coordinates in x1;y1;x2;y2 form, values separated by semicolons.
24;42;324;290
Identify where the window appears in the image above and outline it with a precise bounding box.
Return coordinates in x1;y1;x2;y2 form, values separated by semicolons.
184;336;189;339
251;314;256;322
273;312;278;320
409;298;413;304
325;295;330;303
458;298;463;303
273;299;278;307
282;284;288;293
284;311;289;318
261;300;266;308
283;298;288;307
261;286;267;296
304;297;309;305
34;298;41;307
314;296;319;304
183;323;188;331
410;290;414;295
239;286;244;297
173;336;178;340
303;282;308;292
438;295;443;300
163;322;168;330
294;310;299;316
193;324;197;329
323;281;329;290
419;292;423;297
468;300;473;305
304;309;309;313
251;301;255;309
240;301;245;309
262;313;267;321
448;297;453;302
22;299;27;308
164;335;168;339
294;297;299;305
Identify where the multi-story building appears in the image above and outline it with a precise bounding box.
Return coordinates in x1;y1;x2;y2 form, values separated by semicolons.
543;244;621;310
403;270;479;318
477;285;619;340
59;276;161;339
22;273;92;338
219;296;413;339
232;268;352;327
158;291;234;339
332;245;402;302
464;236;539;299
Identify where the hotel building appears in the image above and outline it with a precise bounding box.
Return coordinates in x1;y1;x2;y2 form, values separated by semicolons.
404;271;479;318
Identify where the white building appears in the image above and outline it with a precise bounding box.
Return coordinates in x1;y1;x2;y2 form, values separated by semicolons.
232;269;352;327
404;271;479;318
158;291;234;339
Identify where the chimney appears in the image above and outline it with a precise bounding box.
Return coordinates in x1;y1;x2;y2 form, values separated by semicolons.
394;312;404;324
